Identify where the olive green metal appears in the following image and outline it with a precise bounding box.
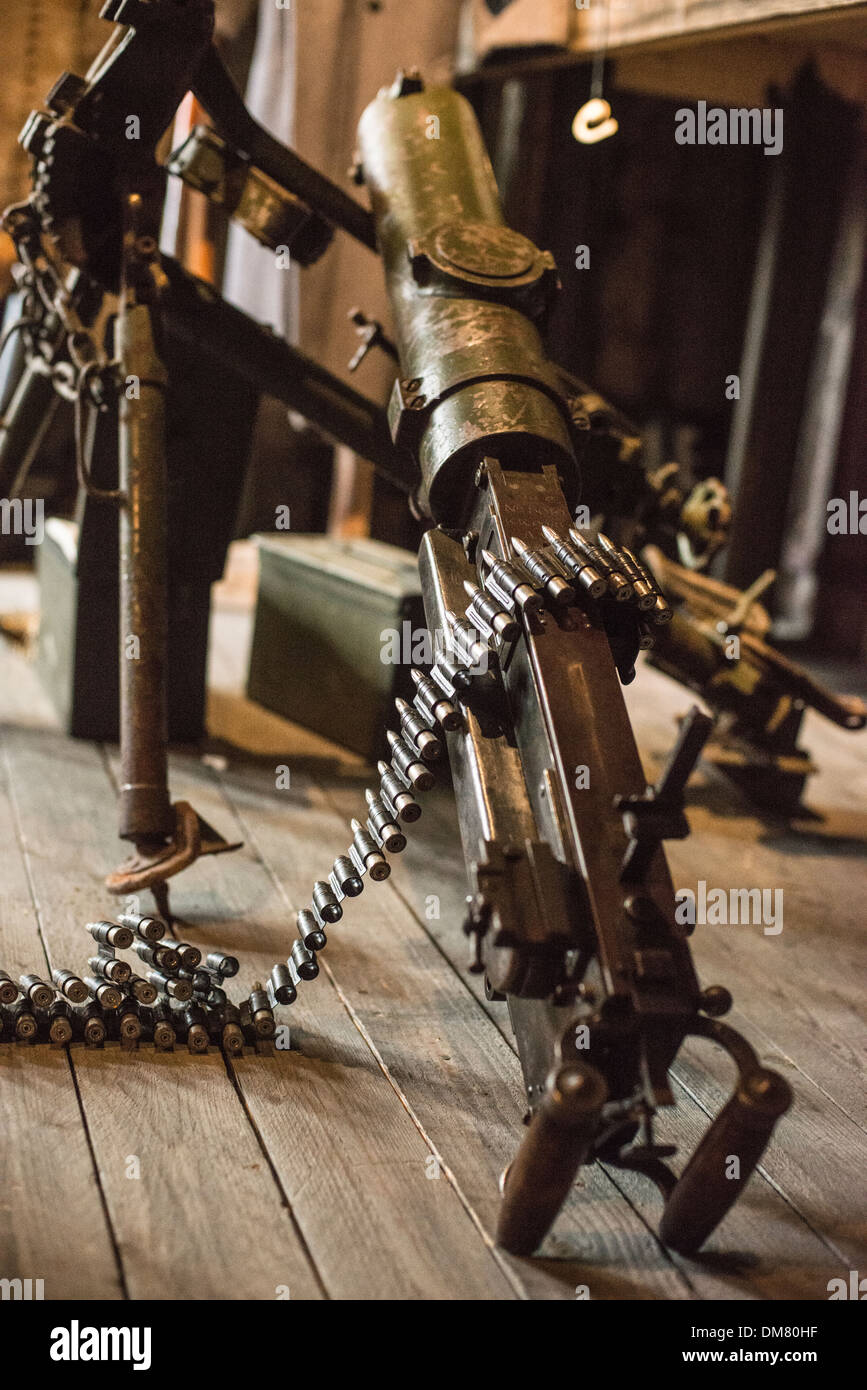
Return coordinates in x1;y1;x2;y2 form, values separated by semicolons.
356;81;577;524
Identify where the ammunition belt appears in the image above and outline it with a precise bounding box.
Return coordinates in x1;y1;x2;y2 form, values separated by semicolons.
1;531;669;1055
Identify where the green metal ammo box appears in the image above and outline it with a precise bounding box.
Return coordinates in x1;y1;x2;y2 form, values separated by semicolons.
247;534;425;760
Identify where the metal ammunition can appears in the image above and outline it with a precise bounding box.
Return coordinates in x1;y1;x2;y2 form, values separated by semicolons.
247;536;424;760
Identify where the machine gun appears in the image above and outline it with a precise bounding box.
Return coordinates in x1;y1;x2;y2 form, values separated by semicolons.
641;551;866;812
6;0;862;1256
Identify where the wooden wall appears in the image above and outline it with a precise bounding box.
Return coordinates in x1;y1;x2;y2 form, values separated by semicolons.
470;64;764;476
464;52;867;659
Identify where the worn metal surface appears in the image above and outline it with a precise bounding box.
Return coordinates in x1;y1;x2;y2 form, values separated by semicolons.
116;197;173;845
418;527;577;1001
110;207;243;898
649;551;867;733
167;124;334;266
192;41;376;251
475;464;700;1049
357;80;578;522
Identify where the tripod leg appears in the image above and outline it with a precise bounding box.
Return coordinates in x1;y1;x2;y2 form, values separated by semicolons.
107;187;242;899
117;188;173;848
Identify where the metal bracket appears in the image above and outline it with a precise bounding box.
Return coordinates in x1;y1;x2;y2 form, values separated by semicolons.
106;802;242;891
347;308;398;371
616;705;713;883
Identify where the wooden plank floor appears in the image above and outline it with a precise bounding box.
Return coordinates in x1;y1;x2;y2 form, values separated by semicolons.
1;572;865;1300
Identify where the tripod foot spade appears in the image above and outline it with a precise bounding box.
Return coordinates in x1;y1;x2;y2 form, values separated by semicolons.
104;800;242;903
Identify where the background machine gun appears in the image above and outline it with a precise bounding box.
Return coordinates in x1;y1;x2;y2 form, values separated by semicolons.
4;0;862;1256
